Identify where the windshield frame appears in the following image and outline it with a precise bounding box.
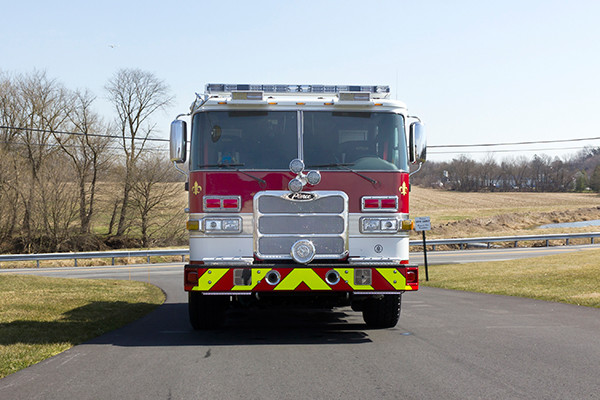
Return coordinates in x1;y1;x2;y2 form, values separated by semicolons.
189;109;408;172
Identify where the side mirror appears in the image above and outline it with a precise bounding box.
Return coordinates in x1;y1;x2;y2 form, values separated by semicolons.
170;120;187;163
409;122;427;164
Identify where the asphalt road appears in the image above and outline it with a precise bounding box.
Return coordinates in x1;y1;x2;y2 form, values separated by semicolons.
1;246;600;399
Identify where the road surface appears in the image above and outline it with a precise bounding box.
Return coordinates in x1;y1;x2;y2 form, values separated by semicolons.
1;245;599;399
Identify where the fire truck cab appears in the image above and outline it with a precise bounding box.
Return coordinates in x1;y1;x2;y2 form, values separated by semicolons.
170;84;426;329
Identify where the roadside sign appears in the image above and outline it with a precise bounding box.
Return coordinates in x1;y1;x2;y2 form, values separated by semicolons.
414;216;431;231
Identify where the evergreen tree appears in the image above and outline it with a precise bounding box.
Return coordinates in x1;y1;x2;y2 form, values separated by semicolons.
590;164;600;192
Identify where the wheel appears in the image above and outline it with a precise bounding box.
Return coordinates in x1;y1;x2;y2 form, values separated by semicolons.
188;292;229;330
362;294;401;328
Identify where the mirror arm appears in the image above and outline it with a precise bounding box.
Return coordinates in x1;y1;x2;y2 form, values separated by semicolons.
173;161;188;178
409;162;423;177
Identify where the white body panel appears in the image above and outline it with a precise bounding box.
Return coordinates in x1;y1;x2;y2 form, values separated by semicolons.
348;236;410;260
189;236;253;260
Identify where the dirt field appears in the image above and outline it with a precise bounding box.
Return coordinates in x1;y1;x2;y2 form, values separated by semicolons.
410;187;600;239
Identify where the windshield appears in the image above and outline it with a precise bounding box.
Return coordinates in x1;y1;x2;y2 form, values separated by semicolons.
190;110;408;171
303;112;407;171
190;111;298;170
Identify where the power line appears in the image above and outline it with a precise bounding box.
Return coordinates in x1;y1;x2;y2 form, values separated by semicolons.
0;125;170;142
429;136;600;148
429;146;591;155
1;140;168;152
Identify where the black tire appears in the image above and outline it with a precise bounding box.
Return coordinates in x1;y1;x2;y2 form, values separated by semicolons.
188;292;229;330
362;294;401;328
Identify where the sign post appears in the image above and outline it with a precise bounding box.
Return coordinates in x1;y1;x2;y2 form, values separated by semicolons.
414;217;431;281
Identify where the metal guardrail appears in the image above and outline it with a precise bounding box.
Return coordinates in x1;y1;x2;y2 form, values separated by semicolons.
409;232;600;250
0;249;188;268
1;232;599;267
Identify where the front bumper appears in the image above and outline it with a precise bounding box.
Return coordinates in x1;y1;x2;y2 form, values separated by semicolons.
184;264;418;293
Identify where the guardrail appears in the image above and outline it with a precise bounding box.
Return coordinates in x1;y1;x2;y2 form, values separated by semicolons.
1;232;599;267
0;249;188;268
409;232;600;250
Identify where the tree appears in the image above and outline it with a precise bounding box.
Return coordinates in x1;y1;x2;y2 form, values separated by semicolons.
130;153;183;247
12;71;72;250
574;170;588;192
105;68;172;237
54;89;113;234
590;164;600;192
500;156;529;190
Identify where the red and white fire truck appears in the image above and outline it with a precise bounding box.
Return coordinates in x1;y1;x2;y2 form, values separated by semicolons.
170;84;426;329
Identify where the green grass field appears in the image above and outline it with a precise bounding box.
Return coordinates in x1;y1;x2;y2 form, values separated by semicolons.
422;248;600;308
0;275;165;379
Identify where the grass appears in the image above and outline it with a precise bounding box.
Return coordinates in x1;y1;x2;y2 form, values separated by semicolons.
0;275;165;379
409;186;600;239
421;248;600;308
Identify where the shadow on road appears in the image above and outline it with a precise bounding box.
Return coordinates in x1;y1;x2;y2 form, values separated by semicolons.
88;303;377;347
0;301;160;347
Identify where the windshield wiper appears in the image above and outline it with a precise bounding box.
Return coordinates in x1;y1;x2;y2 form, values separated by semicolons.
308;163;355;168
197;163;245;168
308;163;379;185
197;163;266;187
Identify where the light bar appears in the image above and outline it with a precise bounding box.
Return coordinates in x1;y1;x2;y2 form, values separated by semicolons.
206;84;390;98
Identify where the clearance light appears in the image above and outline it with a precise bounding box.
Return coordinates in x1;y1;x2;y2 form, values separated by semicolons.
361;196;398;212
203;196;241;212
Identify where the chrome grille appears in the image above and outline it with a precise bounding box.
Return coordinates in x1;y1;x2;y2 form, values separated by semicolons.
254;191;348;260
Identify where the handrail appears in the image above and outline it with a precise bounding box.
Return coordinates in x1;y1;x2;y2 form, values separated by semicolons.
1;232;599;267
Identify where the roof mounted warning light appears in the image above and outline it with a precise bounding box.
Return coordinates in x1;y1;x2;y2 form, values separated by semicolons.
205;84;390;99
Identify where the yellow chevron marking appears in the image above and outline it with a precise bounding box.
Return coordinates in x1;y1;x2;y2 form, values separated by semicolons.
274;269;331;291
195;268;228;290
334;268;374;291
377;268;410;290
231;268;272;291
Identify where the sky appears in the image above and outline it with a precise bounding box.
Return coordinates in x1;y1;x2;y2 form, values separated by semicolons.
2;0;600;162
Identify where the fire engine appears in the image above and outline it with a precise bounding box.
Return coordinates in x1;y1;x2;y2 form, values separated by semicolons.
170;84;426;329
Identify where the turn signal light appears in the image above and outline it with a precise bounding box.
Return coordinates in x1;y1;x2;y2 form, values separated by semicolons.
184;269;199;290
405;267;418;288
186;220;200;230
401;219;415;230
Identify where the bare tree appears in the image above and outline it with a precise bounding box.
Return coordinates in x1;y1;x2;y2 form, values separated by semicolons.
54;89;113;234
105;68;172;237
0;73;21;243
130;152;183;247
500;156;530;190
11;71;72;249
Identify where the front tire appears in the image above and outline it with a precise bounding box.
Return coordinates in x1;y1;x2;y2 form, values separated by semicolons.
188;292;229;330
362;294;401;328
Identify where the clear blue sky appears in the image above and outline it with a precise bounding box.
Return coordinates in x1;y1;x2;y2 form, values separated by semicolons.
2;0;600;161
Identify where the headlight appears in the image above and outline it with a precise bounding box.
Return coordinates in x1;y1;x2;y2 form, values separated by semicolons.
360;217;399;233
203;217;242;233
